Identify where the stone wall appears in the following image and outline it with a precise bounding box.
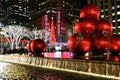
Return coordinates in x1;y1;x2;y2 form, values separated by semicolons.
0;55;120;78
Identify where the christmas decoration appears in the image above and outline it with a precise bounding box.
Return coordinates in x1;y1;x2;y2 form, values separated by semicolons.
74;21;81;33
31;39;46;55
96;18;113;35
109;34;120;55
68;33;79;53
76;37;91;55
79;18;96;36
26;40;32;52
91;34;109;55
80;4;100;21
68;4;120;59
50;18;56;43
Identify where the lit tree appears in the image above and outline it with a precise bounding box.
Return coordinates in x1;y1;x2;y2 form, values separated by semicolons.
28;29;50;43
1;25;29;50
50;17;56;43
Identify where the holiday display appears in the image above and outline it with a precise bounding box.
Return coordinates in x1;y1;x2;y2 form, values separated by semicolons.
26;40;33;52
68;4;120;60
91;34;109;55
78;18;96;36
109;34;120;55
68;33;79;53
96;18;112;35
50;18;56;43
76;37;91;55
80;4;100;21
74;22;81;33
27;39;46;56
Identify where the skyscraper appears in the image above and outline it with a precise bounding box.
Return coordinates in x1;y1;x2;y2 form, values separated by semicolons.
4;0;29;26
88;0;120;34
0;1;5;26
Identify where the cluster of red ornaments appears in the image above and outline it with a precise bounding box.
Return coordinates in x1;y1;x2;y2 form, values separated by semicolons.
68;4;120;57
27;39;46;55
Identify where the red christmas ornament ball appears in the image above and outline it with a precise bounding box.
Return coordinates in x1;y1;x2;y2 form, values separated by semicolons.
31;39;46;54
79;18;96;36
96;18;113;34
92;34;109;55
109;34;120;55
80;4;100;21
68;33;79;53
26;40;32;52
76;37;91;55
74;21;81;33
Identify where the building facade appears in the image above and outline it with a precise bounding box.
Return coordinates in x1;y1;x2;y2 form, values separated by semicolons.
73;0;87;21
88;0;120;34
0;0;87;42
4;0;29;26
0;1;5;26
29;0;74;42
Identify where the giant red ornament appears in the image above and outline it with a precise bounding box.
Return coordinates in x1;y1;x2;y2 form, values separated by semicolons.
26;40;32;52
79;18;96;36
110;56;120;62
109;34;120;55
96;19;113;35
74;22;81;33
80;4;100;21
75;38;91;56
92;34;109;55
68;33;79;53
31;39;46;54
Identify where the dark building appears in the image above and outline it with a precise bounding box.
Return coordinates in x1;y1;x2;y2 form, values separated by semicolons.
4;0;29;26
88;0;120;34
73;0;87;20
0;1;5;26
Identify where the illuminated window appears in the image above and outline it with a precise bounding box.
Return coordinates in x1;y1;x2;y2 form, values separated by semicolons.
118;26;120;28
117;11;120;15
112;27;116;29
118;19;120;21
101;15;104;18
112;20;115;22
117;5;120;8
112;6;115;9
112;13;115;16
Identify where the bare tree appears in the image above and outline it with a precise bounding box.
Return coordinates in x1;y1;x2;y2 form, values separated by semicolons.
1;25;29;50
28;29;50;43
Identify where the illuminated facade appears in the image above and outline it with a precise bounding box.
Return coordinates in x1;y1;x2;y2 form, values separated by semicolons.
4;0;29;26
0;0;86;42
88;0;120;34
50;18;56;43
29;0;74;42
